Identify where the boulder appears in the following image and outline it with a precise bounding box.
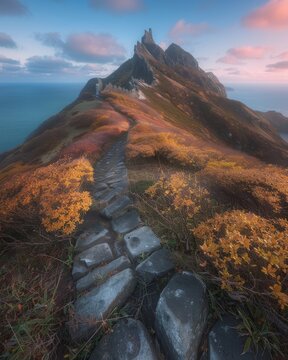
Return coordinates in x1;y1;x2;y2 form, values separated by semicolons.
155;272;208;360
208;315;271;360
136;248;174;283
69;268;137;342
89;318;159;360
124;226;161;260
76;256;131;292
112;208;141;234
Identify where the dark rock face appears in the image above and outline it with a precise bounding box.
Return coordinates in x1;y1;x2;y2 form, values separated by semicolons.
136;248;175;283
89;318;159;360
142;28;155;45
69;268;137;342
155;272;208;360
208;316;271;360
165;43;199;69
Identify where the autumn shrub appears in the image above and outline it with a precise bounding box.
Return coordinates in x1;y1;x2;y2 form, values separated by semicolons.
201;165;288;217
143;172;215;251
0;157;93;236
194;210;288;311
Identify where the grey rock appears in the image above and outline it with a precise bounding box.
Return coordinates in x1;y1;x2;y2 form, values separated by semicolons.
112;208;141;234
208;315;271;360
155;272;208;360
72;259;89;281
124;226;161;260
75;227;110;253
97;188;122;203
136;249;174;283
89;318;158;360
101;195;133;219
76;256;131;292
77;243;113;269
69;268;137;342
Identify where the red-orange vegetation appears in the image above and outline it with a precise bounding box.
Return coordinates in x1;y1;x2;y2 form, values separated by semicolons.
0;157;93;235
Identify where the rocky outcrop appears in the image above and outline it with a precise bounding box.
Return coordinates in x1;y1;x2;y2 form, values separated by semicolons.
165;43;199;69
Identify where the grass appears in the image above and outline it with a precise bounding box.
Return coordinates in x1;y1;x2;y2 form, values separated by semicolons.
0;238;74;359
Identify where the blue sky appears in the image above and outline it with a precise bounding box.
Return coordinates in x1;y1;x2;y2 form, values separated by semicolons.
1;0;288;83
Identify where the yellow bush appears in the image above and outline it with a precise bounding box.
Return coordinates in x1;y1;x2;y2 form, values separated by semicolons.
145;172;212;251
194;210;288;310
0;158;93;235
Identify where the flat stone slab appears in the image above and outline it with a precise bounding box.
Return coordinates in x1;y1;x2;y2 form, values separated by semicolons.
124;226;161;259
136;249;174;283
78;243;113;268
69;268;137;342
89;318;158;360
155;272;208;360
208;316;271;360
75;227;110;253
101;195;133;219
76;256;131;292
112;208;141;234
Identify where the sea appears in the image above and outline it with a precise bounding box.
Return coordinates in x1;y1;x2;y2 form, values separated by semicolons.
0;83;288;154
0;83;84;153
226;84;288;143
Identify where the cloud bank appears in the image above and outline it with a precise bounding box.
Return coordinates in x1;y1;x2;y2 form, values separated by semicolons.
243;0;288;29
0;0;28;16
36;32;126;63
89;0;143;12
169;19;210;43
0;33;17;48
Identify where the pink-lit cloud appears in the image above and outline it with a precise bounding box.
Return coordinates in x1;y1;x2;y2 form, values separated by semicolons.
169;19;210;43
275;51;288;60
89;0;143;12
266;60;288;71
243;0;288;29
217;46;269;64
36;32;126;64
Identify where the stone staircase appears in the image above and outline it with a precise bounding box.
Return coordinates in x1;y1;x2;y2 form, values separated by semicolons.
68;134;270;360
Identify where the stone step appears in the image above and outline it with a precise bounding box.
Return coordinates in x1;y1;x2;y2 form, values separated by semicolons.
100;195;133;219
112;208;141;234
136;248;175;283
76;256;131;292
155;272;208;360
207;315;271;360
72;243;114;280
89;318;159;360
124;226;161;260
69;268;137;342
75;227;110;253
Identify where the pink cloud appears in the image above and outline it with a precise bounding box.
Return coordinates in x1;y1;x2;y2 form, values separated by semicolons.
228;46;269;59
275;51;288;59
89;0;143;12
217;46;269;64
266;60;288;71
36;32;126;64
169;19;210;42
243;0;288;29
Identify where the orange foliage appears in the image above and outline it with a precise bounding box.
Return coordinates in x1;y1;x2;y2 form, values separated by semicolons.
194;211;288;310
201;165;288;217
0;158;93;235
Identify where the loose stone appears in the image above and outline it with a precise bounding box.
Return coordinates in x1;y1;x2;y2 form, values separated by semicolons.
112;208;141;234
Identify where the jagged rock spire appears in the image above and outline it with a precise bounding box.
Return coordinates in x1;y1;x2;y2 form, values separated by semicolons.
141;28;155;45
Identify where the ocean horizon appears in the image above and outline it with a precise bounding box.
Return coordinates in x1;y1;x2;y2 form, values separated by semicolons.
0;82;288;154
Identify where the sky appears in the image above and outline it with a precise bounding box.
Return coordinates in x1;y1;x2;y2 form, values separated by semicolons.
0;0;288;84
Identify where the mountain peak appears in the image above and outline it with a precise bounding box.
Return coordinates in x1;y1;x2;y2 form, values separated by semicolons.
165;43;199;69
141;28;155;45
